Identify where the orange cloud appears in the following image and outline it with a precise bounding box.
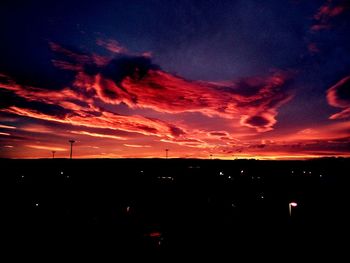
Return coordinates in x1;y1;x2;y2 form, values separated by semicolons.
71;130;127;140
0;124;16;129
123;144;151;148
26;144;67;151
20;124;55;133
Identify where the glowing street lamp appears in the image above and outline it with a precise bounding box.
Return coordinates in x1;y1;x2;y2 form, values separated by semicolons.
289;202;298;217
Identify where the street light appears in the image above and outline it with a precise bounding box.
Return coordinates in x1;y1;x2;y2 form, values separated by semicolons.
69;140;75;159
289;201;298;217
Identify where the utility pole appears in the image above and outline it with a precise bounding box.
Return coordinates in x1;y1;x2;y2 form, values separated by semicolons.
69;140;75;159
165;149;169;159
52;151;56;159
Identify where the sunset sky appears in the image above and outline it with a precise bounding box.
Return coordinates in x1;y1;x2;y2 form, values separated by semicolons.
1;0;350;159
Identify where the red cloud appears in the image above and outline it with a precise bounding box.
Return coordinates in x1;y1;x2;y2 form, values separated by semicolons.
0;39;296;158
310;24;331;31
327;76;350;119
45;42;293;132
0;74;91;110
0;106;182;139
112;70;292;131
96;39;127;54
311;1;347;31
314;3;345;21
308;43;320;53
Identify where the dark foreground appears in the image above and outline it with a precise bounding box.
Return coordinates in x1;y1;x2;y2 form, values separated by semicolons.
3;158;349;260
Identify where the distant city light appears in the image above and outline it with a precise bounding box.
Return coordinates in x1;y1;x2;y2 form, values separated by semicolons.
219;171;224;176
60;171;64;175
320;174;323;178
158;176;174;181
228;176;232;179
303;171;306;174
149;232;161;238
35;203;39;207
240;170;244;174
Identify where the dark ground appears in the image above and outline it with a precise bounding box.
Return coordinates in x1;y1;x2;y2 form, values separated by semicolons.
2;158;349;260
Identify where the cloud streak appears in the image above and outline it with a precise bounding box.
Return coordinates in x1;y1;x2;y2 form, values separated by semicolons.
123;144;151;148
26;145;67;151
71;130;127;140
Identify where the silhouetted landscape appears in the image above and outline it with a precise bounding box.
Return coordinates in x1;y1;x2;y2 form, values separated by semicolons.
3;158;349;259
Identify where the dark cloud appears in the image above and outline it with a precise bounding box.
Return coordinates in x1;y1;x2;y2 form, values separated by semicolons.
224;78;265;97
169;126;186;137
245;116;269;126
240;114;276;132
249;144;266;149
101;56;160;85
209;132;227;136
332;77;350;104
0;89;71;118
0;55;75;91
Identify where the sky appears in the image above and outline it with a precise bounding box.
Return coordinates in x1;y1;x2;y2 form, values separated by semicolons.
0;0;350;159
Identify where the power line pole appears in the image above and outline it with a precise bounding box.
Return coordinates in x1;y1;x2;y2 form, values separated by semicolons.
165;149;169;159
52;151;56;159
69;140;75;159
